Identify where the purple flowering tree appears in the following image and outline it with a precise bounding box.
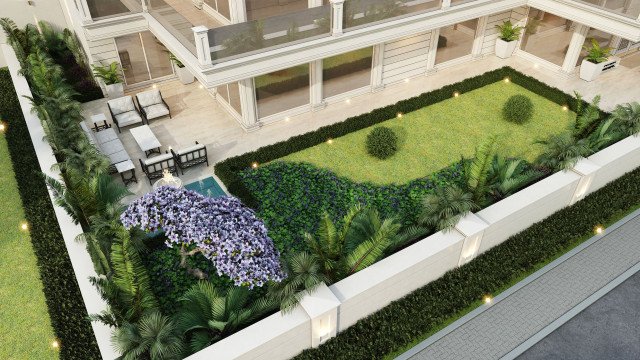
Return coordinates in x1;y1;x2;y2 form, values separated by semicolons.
120;186;284;288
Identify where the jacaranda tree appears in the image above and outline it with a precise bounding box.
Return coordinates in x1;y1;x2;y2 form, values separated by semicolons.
121;187;284;288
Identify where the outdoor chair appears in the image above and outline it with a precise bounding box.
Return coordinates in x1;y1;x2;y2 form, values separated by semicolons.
135;89;171;123
171;141;209;175
107;96;144;133
139;152;178;185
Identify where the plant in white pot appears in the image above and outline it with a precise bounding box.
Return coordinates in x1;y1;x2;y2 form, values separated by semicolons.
169;53;195;85
495;21;522;59
579;39;613;82
92;62;124;98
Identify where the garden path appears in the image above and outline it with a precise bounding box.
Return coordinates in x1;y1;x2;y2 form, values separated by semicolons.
397;209;640;360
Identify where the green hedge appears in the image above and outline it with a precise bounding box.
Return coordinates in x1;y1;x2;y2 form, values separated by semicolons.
0;68;101;359
294;163;640;360
215;66;595;207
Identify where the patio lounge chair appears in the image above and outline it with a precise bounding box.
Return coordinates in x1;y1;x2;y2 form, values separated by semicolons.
135;89;171;123
107;95;144;133
139;152;178;185
171;141;209;175
80;121;131;174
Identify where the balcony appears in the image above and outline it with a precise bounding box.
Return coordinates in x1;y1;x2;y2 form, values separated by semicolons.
576;0;640;19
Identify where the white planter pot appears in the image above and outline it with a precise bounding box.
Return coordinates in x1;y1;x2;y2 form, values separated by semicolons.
495;38;518;59
176;66;195;85
579;59;605;82
105;82;124;99
192;0;203;9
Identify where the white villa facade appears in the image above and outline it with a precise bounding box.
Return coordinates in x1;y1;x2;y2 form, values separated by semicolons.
2;0;640;132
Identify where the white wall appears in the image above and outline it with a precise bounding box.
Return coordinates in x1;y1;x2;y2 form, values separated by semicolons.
381;31;433;85
0;0;71;66
587;135;640;193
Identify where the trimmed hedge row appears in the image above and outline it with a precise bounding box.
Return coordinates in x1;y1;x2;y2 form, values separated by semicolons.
0;68;101;359
214;66;592;207
294;163;640;360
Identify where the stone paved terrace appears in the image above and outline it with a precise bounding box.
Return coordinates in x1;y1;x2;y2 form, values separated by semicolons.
81;52;640;197
399;211;640;360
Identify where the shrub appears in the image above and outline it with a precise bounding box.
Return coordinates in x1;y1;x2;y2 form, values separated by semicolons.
293;164;640;360
366;126;398;159
0;68;101;359
502;95;534;124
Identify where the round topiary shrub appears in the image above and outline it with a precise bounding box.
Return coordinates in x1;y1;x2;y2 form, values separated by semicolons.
366;126;398;159
502;95;534;124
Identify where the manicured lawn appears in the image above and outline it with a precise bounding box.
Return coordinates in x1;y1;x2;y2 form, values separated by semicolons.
282;81;576;184
0;135;57;360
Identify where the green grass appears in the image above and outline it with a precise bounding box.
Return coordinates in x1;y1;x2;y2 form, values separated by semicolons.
282;81;576;184
0;135;57;360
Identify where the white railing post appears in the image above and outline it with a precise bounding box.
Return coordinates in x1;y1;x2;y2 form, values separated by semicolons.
561;23;588;74
442;0;452;9
192;26;212;66
141;0;148;12
78;0;93;23
330;0;345;36
229;0;248;23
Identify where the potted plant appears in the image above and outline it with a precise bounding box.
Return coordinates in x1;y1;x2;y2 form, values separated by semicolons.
192;0;204;9
579;38;613;82
495;21;523;59
92;62;124;98
168;53;195;85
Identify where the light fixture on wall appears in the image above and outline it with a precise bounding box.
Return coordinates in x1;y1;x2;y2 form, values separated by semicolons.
318;318;332;344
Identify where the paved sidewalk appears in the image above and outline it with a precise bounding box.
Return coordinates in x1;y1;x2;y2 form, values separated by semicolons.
397;210;640;360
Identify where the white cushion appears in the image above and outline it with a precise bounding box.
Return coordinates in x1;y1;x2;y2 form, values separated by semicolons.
177;144;206;163
95;128;118;144
143;153;173;166
79;121;98;145
101;139;125;156
115;111;143;127
137;90;163;108
144;104;170;120
108;96;136;115
108;150;130;165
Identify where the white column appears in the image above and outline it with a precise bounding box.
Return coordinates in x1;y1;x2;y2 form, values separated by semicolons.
78;0;93;23
330;0;345;36
442;0;451;9
371;43;385;92
229;0;248;23
238;78;259;131
561;23;588;74
310;60;325;111
192;26;212;66
472;16;489;58
426;28;440;74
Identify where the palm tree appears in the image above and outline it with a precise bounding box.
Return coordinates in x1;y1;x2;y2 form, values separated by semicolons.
419;185;479;232
177;281;275;354
487;157;541;200
610;102;640;137
536;132;593;171
112;311;184;360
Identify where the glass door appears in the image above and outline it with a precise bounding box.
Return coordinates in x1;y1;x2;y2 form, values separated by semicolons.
115;31;174;86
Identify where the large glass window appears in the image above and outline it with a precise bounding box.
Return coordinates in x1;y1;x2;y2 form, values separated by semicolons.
343;0;443;31
216;82;242;116
246;0;308;21
576;0;640;19
255;64;310;118
115;31;174;86
520;9;574;67
323;47;373;99
204;0;231;20
86;0;141;20
435;19;478;65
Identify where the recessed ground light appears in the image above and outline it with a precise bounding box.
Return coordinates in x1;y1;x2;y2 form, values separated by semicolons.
0;123;5;132
152;84;157;89
404;78;410;83
20;222;28;231
397;112;403;119
327;138;333;144
504;77;510;83
562;105;569;111
483;295;493;304
453;92;460;98
345;98;351;104
199;84;204;89
51;340;60;349
534;63;540;69
595;225;604;234
251;162;259;169
285;117;291;122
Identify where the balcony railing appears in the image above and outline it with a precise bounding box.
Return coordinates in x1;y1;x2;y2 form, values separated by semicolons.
342;0;444;31
574;0;640;19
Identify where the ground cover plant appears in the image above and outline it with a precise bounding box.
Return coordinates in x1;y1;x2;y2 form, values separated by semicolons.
282;81;574;184
0;133;58;360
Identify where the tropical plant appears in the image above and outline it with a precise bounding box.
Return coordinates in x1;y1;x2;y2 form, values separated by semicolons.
536;132;593;171
0;18;44;68
366;126;398;159
583;38;612;64
177;281;274;354
92;61;123;85
487;157;541;200
121;187;284;288
465;136;498;205
502;95;533;124
610;102;640;137
112;311;184;360
419;185;479;232
269;205;404;312
573;93;602;140
496;20;523;42
167;52;184;68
